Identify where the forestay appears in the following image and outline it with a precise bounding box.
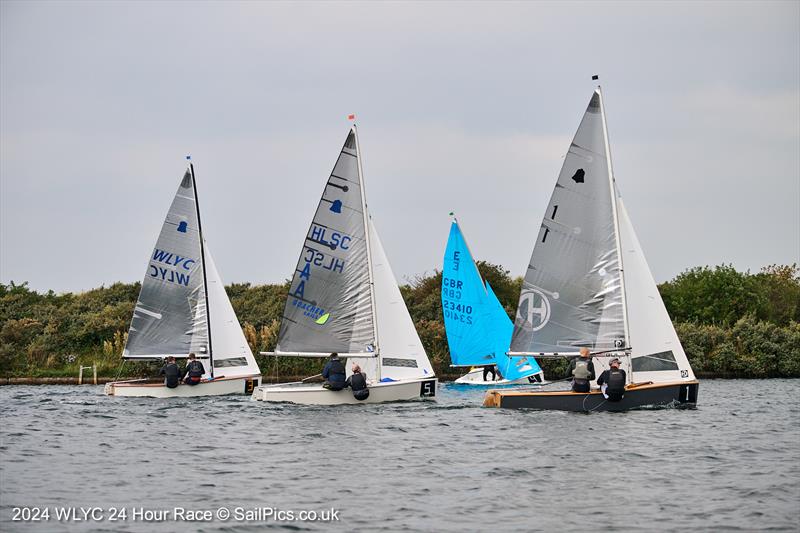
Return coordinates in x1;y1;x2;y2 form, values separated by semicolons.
124;169;209;359
510;90;626;355
275;128;375;355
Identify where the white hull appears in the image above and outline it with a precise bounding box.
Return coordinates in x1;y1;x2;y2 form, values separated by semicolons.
252;377;438;405
104;375;261;398
454;368;545;386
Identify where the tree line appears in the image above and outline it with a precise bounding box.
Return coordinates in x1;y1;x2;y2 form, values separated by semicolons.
1;263;798;379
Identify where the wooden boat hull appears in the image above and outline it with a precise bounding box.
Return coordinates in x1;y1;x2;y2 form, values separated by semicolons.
483;380;699;412
251;377;438;405
104;375;262;398
455;367;545;386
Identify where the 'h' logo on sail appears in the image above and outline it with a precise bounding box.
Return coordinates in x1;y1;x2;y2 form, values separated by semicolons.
518;288;551;331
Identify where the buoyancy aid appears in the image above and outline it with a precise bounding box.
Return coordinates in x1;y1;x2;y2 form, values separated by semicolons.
573;358;591;380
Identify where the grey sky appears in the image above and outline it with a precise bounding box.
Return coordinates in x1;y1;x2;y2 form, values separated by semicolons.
1;1;798;294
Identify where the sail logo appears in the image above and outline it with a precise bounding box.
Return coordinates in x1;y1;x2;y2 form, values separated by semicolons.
517;288;550;331
290;299;327;322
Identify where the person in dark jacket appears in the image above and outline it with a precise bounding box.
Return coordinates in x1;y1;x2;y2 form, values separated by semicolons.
183;353;206;386
567;347;595;393
345;363;369;401
322;353;346;391
159;356;182;388
596;357;627;401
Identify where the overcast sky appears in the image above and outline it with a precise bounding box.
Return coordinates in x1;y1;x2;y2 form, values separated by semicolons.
2;1;798;294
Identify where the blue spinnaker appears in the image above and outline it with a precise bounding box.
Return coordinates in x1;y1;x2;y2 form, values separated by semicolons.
442;221;495;367
486;281;542;381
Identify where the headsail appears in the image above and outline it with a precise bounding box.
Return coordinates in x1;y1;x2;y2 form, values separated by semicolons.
124;169;209;359
358;215;434;381
486;282;542;381
616;197;695;382
275;128;375;355
441;220;496;367
510;90;626;355
203;242;261;378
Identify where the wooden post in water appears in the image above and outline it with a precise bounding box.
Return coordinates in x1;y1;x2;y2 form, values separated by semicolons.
93;363;97;385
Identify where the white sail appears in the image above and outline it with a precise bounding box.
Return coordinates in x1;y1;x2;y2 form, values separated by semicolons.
203;242;261;379
367;215;434;381
617;198;695;383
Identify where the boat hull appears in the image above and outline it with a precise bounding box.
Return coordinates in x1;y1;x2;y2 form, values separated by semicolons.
483;380;699;412
104;375;262;398
454;367;545;386
252;377;438;405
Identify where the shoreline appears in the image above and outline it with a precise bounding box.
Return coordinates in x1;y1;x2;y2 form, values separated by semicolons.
0;372;791;385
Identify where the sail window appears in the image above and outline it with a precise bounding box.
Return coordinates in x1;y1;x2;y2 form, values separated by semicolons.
632;351;679;372
382;358;418;368
214;357;248;368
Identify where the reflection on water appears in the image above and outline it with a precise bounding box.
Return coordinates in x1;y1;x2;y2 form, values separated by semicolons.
1;380;798;531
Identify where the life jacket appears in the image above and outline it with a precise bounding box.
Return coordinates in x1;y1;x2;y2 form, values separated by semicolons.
349;372;369;401
163;363;181;388
606;369;625;400
573;358;591;380
186;360;204;378
325;359;346;382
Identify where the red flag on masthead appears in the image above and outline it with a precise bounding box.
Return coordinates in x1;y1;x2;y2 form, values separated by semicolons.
347;114;356;121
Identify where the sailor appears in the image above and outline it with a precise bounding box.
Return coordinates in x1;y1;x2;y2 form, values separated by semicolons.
568;347;595;393
597;357;627;401
322;352;346;391
345;363;370;401
159;356;182;388
482;365;497;382
183;353;206;386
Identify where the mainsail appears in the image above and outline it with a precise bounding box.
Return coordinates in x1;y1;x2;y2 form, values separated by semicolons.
274;126;435;383
275;128;375;355
441;220;496;367
124;168;209;359
510;90;626;355
442;220;542;379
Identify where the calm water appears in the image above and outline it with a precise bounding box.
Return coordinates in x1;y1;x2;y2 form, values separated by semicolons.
1;380;798;532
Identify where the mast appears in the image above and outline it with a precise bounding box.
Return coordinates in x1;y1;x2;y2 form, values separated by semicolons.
190;162;214;377
596;84;632;382
352;125;381;380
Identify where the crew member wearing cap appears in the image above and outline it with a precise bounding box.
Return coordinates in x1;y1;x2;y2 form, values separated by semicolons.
596;357;627;401
567;347;595;392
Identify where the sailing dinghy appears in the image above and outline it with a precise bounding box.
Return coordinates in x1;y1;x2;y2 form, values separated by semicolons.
104;165;262;397
251;126;437;405
442;218;544;385
484;87;699;411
